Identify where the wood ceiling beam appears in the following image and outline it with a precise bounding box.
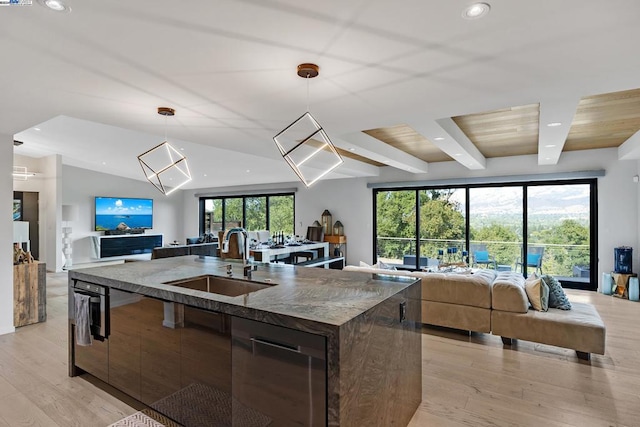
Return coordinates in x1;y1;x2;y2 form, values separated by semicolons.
538;97;581;165
334;133;429;174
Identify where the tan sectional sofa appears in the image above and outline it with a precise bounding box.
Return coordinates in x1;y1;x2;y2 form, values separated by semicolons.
343;266;606;361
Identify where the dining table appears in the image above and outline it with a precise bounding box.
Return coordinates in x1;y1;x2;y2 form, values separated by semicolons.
250;241;329;263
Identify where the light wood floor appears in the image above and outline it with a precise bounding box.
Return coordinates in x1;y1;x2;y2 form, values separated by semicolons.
0;273;637;426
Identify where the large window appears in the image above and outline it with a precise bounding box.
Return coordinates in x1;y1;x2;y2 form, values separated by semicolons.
373;179;597;290
469;186;523;270
376;190;417;265
419;188;466;264
200;193;295;235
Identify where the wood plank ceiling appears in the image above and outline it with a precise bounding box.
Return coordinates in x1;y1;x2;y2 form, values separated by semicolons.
363;124;453;163
359;87;640;164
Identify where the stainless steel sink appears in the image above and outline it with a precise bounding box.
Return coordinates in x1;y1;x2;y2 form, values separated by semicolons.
163;275;275;297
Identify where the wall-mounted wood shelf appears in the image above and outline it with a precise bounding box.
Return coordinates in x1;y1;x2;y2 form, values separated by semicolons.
323;235;346;244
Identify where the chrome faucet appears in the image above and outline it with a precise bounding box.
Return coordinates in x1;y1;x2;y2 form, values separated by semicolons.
226;228;257;278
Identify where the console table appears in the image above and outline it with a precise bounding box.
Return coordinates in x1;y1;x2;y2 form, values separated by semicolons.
91;234;163;259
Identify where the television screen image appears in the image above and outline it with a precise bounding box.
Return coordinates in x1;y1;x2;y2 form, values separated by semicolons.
95;197;153;231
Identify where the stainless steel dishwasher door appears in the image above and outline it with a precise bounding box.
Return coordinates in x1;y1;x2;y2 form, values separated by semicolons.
231;317;327;426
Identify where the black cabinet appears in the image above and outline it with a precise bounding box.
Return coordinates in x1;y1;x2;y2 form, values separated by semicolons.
92;234;163;259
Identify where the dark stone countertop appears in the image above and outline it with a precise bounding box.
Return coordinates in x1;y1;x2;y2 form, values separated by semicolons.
68;256;418;331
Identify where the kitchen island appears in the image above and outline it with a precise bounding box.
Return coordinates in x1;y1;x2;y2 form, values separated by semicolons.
68;256;421;426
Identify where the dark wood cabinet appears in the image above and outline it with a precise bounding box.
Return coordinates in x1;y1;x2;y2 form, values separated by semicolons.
109;289;143;400
106;289;232;423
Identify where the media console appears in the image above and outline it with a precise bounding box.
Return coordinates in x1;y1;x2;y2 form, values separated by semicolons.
91;234;163;259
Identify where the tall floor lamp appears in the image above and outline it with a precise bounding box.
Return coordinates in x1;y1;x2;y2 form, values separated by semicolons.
62;204;79;270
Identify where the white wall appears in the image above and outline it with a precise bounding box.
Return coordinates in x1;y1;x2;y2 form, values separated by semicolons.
62;165;184;267
1;135;16;335
182;148;639;290
13;153;62;271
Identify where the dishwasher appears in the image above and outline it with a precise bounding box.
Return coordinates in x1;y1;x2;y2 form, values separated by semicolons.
231;317;327;426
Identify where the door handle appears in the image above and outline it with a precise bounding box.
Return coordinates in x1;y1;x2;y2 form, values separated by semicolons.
250;337;301;354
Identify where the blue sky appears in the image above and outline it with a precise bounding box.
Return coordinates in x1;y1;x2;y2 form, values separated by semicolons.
95;197;153;216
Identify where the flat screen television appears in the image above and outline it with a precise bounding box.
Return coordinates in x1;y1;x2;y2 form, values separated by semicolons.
95;196;153;231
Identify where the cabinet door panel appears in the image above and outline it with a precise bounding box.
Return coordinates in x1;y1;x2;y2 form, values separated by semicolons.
109;289;143;400
140;298;182;405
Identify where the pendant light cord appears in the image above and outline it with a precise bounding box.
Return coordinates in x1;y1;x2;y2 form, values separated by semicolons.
164;114;168;141
306;73;310;112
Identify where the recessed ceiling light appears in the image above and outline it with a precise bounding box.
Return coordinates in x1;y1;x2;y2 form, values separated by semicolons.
102;162;106;165
39;0;71;12
34;127;41;131
434;137;445;141
455;153;462;157
180;147;185;151
547;122;562;127
545;157;551;160
544;144;556;148
246;169;251;173
349;148;356;152
203;174;207;177
462;2;490;20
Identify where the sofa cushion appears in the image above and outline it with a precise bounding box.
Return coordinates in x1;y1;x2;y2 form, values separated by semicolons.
492;271;529;313
524;275;549;312
491;302;605;355
541;274;572;310
418;272;492;309
423;300;491;333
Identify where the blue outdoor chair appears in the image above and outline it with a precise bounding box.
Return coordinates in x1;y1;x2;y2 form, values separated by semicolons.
471;246;497;269
516;246;544;275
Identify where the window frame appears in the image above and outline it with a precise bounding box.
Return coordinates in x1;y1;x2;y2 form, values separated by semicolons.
199;192;296;236
373;178;597;290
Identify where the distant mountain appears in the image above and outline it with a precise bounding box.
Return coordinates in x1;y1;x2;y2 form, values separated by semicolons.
456;185;590;218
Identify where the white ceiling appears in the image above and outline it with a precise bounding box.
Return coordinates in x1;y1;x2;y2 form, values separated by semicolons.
5;0;640;189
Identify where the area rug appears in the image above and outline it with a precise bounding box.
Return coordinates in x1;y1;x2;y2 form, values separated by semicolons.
107;408;181;427
150;382;271;427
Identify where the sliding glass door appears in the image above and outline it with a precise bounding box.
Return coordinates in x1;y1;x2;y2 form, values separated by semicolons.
527;183;591;283
375;190;417;266
373;179;596;290
469;186;523;271
419;189;466;267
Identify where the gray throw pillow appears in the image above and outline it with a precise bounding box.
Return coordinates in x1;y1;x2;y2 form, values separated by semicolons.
541;275;572;310
378;261;397;271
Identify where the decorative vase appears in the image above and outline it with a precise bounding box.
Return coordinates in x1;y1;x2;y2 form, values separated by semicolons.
321;210;332;236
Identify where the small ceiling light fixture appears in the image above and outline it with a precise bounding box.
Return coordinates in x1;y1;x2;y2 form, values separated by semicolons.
13;166;36;181
544;144;557;148
137;107;192;196
434;137;445;141
273;63;343;187
38;0;71;12
547;122;562;127
462;2;491;20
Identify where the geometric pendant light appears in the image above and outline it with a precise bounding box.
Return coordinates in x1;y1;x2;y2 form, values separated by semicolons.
138;107;192;196
273;64;343;187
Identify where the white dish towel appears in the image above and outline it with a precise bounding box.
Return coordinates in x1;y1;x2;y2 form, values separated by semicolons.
74;293;92;346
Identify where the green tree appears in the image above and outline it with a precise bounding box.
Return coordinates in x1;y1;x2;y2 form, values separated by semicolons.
269;195;294;236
